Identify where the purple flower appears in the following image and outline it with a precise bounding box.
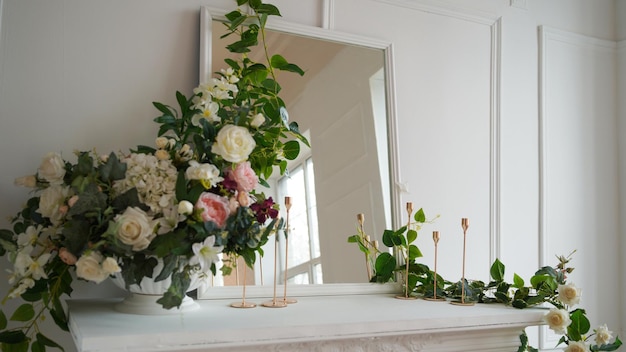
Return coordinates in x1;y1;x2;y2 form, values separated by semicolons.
250;197;279;223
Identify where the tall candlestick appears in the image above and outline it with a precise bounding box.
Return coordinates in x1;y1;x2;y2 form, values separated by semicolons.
451;217;474;306
262;219;287;308
282;196;297;304
396;202;417;300
230;256;256;308
424;231;446;301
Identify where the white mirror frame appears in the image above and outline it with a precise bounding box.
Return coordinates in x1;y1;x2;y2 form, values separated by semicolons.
197;6;401;299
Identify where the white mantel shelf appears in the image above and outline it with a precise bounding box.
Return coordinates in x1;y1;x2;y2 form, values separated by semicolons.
68;294;546;352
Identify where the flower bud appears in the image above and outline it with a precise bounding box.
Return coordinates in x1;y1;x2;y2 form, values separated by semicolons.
155;137;169;149
155;149;170;161
250;113;265;128
178;200;194;215
14;175;37;188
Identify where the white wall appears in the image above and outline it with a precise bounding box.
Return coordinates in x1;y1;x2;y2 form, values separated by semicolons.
0;0;623;351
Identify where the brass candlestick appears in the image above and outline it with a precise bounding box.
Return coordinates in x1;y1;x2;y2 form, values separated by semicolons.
424;231;446;302
451;218;474;306
396;202;417;300
230;256;256;308
262;219;287;308
282;196;297;304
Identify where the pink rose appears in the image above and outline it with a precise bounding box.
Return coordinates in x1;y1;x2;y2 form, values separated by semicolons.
196;192;231;228
229;161;258;192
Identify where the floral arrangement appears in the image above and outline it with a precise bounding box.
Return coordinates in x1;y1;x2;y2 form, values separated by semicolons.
0;0;307;350
349;210;622;352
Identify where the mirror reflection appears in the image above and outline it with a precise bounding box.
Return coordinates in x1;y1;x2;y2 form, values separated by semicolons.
210;20;393;286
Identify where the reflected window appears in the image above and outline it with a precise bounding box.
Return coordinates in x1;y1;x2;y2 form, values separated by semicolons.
277;158;322;284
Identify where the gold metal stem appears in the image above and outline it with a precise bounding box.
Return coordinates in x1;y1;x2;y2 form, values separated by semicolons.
282;196;297;304
451;218;474;306
262;220;287;308
396;202;416;300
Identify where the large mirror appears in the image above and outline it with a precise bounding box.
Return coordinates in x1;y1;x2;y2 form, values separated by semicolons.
198;7;400;298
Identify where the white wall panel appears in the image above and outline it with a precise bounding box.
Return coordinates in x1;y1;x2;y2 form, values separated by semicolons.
538;26;619;349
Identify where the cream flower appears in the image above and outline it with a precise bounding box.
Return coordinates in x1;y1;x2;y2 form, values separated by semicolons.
564;340;589;352
594;324;613;345
37;152;66;185
38;185;70;225
8;278;35;299
114;207;157;251
543;308;571;335
189;236;223;273
557;283;581;307
155;136;169;149
14;247;51;280
185;160;223;186
113;153;177;213
17;225;41;247
75;251;109;284
211;124;256;163
101;257;121;275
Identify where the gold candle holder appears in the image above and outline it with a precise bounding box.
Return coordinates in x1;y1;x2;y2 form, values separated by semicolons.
262;219;287;308
282;196;297;304
230;256;256;308
451;218;474;306
424;231;446;302
396;202;417;300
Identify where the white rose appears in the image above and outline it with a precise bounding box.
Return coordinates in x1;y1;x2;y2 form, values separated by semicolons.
38;152;66;185
564;341;589;352
250;113;265;128
38;185;70;225
211;124;256;163
101;257;121;275
594;324;613;345
557;283;581;307
543;308;571;335
178;200;193;215
76;251;109;284
14;175;37;188
114;207;157;251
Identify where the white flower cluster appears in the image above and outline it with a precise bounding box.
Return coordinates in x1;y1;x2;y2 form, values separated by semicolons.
543;283;615;350
6;225;51;298
191;67;240;126
113;153;178;214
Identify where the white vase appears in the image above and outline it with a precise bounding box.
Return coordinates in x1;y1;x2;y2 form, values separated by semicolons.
110;258;204;315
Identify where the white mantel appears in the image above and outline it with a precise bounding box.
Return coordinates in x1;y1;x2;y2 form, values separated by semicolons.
68;294;545;352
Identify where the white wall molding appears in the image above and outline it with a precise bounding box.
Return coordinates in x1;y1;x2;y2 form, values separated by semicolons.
538;25;619;349
322;0;334;30
374;0;498;25
489;17;502;264
378;0;503;267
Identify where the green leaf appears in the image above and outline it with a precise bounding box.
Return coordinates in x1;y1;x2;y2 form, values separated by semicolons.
282;140;300;160
490;258;505;282
9;304;34;322
99;152;127;182
414;208;426;223
150;231;190;258
513;273;525;288
256;3;281;16
374;252;396;282
408;244;422;261
0;310;5;330
36;333;64;351
0;331;27;344
567;309;590;341
406;229;417;244
0;340;29;352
